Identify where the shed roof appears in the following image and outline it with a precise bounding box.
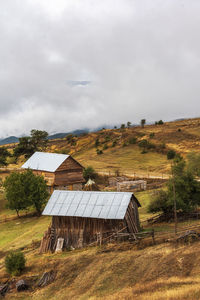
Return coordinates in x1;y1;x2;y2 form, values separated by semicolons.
43;190;140;220
21;151;70;172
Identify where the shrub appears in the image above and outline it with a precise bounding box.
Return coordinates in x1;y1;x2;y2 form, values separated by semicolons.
103;144;108;150
5;251;26;276
138;139;155;152
155;120;164;125
178;128;181;132
112;140;117;147
167;149;176;160
123;142;128;147
83;166;97;181
148;190;170;214
149;133;155;139
129;137;137;144
96;149;103;155
148;159;200;215
95;138;100;147
105;136;111;142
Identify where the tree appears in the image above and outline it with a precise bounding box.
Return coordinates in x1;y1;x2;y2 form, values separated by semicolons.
14;130;48;160
140;119;146;128
95;138;100;148
167;149;176;160
187;152;200;177
3;170;49;216
127;121;131;128
5;251;26;276
4;172;29;217
120;124;125;129
21;170;49;215
148;158;200;215
83;166;97;181
0;147;10;166
30;129;48;150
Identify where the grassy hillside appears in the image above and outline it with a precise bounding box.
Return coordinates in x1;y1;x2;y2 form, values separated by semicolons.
1;214;200;300
46;118;200;176
1;190;200;299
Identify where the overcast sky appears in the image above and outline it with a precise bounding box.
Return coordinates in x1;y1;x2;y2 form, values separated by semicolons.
0;0;200;137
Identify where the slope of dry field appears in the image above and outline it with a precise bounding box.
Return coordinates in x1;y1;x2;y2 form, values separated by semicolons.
46;118;200;176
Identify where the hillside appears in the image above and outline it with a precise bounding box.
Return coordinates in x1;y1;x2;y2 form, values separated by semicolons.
1;206;200;299
46;118;200;177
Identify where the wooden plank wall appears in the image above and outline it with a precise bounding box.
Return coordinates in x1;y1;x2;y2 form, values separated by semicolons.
40;216;126;252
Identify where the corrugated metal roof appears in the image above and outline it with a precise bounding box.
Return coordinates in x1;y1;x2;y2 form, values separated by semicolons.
21;152;69;172
42;190;134;220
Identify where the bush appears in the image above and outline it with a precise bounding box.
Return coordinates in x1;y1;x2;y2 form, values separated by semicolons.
5;251;26;276
148;190;170;214
83;166;97;181
95;138;100;147
103;144;108;150
149;133;155;139
96;149;103;155
167;149;176;160
112;140;117;147
129;137;137;144
148;159;200;215
155;120;164;125
123;142;128;147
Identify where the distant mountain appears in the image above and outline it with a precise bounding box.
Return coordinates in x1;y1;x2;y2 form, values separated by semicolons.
0;129;90;146
0;136;19;145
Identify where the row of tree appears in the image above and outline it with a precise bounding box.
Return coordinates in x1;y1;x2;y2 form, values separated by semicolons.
0;130;48;166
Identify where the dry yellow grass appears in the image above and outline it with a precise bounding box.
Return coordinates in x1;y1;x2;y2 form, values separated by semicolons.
46;117;200;176
2;241;200;299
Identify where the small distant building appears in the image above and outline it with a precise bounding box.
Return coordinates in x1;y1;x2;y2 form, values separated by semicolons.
21;152;85;192
117;180;147;192
39;190;141;252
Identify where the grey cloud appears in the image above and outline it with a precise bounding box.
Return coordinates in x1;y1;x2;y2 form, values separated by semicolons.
0;0;200;137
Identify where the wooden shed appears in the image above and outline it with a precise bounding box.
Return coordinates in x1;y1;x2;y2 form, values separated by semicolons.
40;190;141;253
21;152;85;192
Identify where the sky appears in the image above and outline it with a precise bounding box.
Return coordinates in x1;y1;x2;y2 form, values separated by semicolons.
0;0;200;137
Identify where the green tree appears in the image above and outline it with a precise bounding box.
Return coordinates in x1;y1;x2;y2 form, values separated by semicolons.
138;139;149;153
167;149;176;160
120;124;125;129
5;251;26;276
4;170;49;216
4;172;29;217
95;138;100;147
30;129;48;150
148;158;200;214
127;121;131;128
0;147;10;166
140;119;146;128
21;170;49;215
14;130;48;160
83;166;97;181
187;152;200;177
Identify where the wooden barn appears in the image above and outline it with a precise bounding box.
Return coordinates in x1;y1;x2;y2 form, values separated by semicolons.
40;190;141;253
21;152;85;193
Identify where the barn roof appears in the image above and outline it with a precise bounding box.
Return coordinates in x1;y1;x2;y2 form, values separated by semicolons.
43;190;140;220
21;151;70;172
